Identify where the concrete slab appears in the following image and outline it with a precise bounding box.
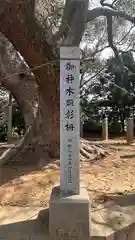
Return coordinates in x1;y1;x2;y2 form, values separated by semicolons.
0;219;47;240
0;206;43;225
91;194;135;239
0;206;48;240
110;193;135;207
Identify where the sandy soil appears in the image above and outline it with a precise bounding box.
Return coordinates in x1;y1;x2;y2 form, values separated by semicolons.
0;139;135;208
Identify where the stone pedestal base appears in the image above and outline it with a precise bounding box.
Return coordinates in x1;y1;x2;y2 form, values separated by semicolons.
49;184;90;240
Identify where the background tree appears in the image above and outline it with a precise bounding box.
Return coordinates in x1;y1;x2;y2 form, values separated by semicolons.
82;51;135;135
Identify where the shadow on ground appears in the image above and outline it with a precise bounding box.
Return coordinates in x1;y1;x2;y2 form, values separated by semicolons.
0;208;49;240
110;193;135;207
108;142;128;146
0;219;47;240
0;141;59;187
0;159;59;187
0;165;39;186
120;154;135;159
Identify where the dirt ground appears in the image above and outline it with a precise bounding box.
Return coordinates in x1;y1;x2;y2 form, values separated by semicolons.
0;138;135;209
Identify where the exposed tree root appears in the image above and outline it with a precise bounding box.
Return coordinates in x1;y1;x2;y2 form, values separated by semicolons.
80;139;114;161
0;137;115;167
0;126;31;166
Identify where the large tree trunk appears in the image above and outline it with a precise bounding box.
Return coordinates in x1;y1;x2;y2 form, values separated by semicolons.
0;33;38;129
0;60;60;165
0;68;60;165
0;0;87;165
0;69;38;130
15;62;60;164
0;0;60;160
15;92;60;165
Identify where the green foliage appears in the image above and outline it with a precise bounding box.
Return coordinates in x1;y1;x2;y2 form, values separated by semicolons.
104;52;135;108
12;104;25;136
0;103;25;142
108;121;122;134
83;119;102;136
0;123;7;141
82;51;135;135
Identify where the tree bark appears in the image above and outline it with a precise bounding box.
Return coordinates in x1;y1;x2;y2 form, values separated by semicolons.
0;33;60;165
0;65;60;165
0;69;60;165
15;93;60;165
120;112;125;133
0;0;86;164
0;71;37;129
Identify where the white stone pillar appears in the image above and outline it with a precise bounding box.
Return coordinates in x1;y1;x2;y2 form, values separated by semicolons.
49;47;90;240
60;47;80;195
102;117;108;141
126;117;134;143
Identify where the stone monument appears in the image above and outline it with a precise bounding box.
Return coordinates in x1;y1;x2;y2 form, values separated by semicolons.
102;116;108;141
49;47;90;240
127;117;134;143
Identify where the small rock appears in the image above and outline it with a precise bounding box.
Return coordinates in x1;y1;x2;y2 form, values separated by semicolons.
12;177;24;185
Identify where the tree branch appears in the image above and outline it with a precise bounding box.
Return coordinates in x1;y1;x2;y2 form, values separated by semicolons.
54;0;89;46
80;65;106;89
106;15;120;62
100;0;117;10
0;1;7;16
0;1;55;68
106;15;126;77
87;7;135;24
116;25;135;46
112;0;118;5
